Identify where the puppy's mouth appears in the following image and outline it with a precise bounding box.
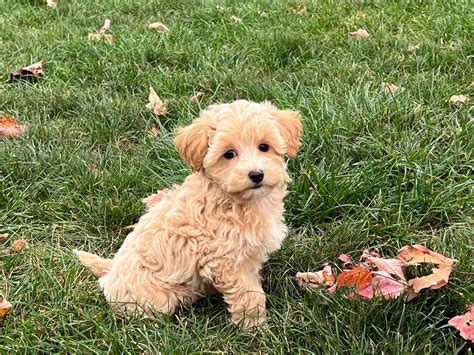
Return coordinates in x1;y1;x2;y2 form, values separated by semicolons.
251;183;263;189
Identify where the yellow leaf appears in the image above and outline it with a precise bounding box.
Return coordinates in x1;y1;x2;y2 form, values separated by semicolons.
146;86;168;116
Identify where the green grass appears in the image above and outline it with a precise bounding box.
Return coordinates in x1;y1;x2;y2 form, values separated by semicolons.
1;0;473;352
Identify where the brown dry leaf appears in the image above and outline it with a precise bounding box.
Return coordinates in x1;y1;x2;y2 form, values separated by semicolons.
348;29;370;40
146;86;168;115
296;265;335;289
190;91;204;103
0;116;25;138
397;244;456;294
408;266;452;293
397;244;455;267
469;81;474;90
148;22;169;33
46;0;57;9
8;60;45;82
150;126;159;137
230;15;242;23
448;95;469;108
382;82;403;94
0;297;12;318
141;188;170;208
0;233;8;244
10;239;27;253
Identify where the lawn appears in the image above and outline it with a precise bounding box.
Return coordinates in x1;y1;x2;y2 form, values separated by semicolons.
1;0;473;352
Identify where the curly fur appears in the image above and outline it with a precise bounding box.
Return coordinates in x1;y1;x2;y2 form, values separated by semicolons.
75;100;302;328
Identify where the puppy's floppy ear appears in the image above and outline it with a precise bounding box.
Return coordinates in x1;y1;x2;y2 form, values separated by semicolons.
174;117;213;171
271;107;302;159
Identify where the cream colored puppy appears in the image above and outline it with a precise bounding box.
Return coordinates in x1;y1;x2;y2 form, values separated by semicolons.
75;100;302;328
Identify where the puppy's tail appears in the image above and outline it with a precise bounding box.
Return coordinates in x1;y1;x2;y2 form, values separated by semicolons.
74;249;112;277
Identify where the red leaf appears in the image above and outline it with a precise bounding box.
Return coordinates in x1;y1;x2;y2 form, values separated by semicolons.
0;116;25;138
448;305;474;342
335;266;373;291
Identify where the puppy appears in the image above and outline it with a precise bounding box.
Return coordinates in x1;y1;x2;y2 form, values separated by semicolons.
75;100;302;328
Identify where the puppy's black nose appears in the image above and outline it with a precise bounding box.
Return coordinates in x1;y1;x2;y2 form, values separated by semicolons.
248;170;264;183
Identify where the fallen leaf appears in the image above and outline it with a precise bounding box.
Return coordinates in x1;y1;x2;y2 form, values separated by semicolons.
141;188;170;208
331;266;373;293
230;15;242;23
190;91;204;103
448;305;474;342
397;244;455;294
0;233;8;244
397;244;455;267
0;297;12;318
7;60;45;82
148;22;169;33
448;95;469;108
354;271;407;300
258;11;268;17
99;19;111;34
88;19;113;43
296;265;335;289
46;0;57;9
364;256;406;281
408;265;452;293
348;29;370;40
87;33;113;43
146;86;168;115
150;126;159;137
382;82;403;94
10;239;27;253
469;81;474;90
338;253;353;266
0;116;25;138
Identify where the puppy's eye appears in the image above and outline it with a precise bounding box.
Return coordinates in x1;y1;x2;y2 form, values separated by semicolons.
223;150;237;159
258;143;269;152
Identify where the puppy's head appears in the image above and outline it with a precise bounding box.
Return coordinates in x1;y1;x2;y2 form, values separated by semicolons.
175;100;302;199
